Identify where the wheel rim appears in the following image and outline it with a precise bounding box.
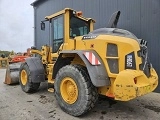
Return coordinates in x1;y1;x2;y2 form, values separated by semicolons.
60;77;78;104
21;70;27;85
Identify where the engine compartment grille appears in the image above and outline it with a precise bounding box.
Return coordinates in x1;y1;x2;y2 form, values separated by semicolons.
106;43;119;74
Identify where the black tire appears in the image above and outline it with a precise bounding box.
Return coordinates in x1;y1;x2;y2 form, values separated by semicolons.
19;62;40;93
54;65;98;116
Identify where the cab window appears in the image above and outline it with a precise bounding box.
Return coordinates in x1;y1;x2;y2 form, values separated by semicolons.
70;16;90;38
51;15;63;53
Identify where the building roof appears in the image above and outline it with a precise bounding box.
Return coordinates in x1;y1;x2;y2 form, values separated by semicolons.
31;0;45;6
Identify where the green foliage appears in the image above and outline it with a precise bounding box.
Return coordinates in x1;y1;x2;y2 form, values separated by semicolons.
0;50;11;57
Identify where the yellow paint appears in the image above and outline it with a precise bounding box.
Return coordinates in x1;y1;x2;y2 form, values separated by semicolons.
98;86;109;96
113;69;158;101
83;35;141;77
98;78;115;98
45;8;94;22
30;8;95;88
31;49;43;56
106;78;115;98
31;46;53;64
20;70;27;85
30;8;158;102
45;9;66;19
47;64;54;84
60;77;78;104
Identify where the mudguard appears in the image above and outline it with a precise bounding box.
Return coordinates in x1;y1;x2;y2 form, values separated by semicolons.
25;57;45;83
59;50;110;87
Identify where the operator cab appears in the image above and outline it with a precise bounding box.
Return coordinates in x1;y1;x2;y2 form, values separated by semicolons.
41;8;94;53
69;10;90;38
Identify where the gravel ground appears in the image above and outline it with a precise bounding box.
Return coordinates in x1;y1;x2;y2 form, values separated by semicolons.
0;68;160;120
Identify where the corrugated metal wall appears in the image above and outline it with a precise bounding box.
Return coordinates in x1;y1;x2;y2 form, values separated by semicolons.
32;0;160;92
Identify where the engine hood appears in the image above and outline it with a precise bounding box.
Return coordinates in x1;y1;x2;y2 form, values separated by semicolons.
82;28;138;40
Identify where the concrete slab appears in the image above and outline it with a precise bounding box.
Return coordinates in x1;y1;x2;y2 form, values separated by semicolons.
0;69;160;120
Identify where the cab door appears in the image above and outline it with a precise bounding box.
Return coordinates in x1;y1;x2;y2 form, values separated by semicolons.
51;15;64;53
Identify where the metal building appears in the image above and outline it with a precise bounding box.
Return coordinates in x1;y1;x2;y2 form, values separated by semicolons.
31;0;160;92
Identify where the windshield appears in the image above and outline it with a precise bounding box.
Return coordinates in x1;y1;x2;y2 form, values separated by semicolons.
70;15;90;38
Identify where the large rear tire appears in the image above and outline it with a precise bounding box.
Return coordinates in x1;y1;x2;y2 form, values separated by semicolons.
19;62;40;93
54;65;98;116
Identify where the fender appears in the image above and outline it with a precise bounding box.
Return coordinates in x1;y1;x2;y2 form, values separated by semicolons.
25;57;45;83
57;50;110;87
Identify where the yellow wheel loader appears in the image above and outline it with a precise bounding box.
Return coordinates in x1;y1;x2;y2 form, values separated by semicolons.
17;8;158;116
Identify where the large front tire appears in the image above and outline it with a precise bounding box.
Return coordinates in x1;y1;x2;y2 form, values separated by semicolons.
54;65;98;116
19;62;40;93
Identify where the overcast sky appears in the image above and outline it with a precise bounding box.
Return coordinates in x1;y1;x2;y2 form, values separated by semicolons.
0;0;35;52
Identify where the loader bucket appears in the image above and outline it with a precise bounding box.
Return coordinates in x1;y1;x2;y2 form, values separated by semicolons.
4;62;22;85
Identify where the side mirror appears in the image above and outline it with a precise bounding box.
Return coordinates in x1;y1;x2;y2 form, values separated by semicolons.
41;22;45;30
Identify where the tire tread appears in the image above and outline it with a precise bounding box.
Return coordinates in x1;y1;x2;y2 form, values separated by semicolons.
19;62;40;93
55;64;98;116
